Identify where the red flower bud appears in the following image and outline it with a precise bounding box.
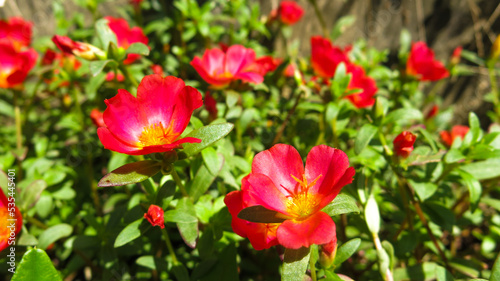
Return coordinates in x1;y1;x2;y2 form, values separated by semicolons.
393;131;417;158
277;1;304;25
144;205;164;229
319;236;337;268
90;108;105;128
52;35;104;61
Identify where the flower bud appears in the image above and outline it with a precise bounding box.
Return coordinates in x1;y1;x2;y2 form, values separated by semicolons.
144;205;165;229
393;131;417;158
450;46;462;67
52;35;105;61
319;236;338;268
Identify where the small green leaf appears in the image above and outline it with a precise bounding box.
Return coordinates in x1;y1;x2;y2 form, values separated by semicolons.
176;197;199;248
237;205;288;223
491;253;500;281
182;123;234;157
436;265;455;281
186;156;223;202
331;15;356;40
322;194;359;217
408;179;438;201
282;247;311;281
456;169;482;212
164;209;197;223
38;224;73;249
331;62;351;98
21;180;48;209
98;160;161;187
334;238;361;266
89;59;116;76
11;248;63;281
444;148;465;163
383;108;423;125
201;147;224;176
114;219;150;248
354;123;378;154
125;42;150;56
95;18;117;50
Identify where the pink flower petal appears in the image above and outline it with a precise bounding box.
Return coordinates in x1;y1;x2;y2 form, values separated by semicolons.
225;45;256;75
277;212;336;249
244;173;289;215
252;144;305;197
305;145;354;209
97;127;143;154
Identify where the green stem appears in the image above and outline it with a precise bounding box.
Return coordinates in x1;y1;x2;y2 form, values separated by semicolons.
13;92;24;180
378;130;393;156
171;169;189;197
161;228;179;264
119;64;139;88
308;0;328;37
70;82;84;125
309;253;317;281
271;89;303;146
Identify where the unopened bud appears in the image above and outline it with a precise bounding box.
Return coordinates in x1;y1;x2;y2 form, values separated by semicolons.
52;35;105;61
491;35;500;61
319;236;337;268
144;205;164;228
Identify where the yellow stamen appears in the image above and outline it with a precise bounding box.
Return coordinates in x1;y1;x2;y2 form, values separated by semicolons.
137;120;179;147
286;174;322;219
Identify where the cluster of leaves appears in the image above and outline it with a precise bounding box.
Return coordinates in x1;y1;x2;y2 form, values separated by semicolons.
1;0;500;280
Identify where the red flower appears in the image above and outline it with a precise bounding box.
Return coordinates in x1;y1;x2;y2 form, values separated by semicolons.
0;188;23;253
144;205;164;229
344;63;377;108
311;36;350;79
225;144;355;249
251;56;282;76
425;105;439;119
105;16;149;64
52;35;104;61
225;190;280;250
393;131;417;158
440;125;469;147
450;46;462;66
0;17;32;51
0;41;37;89
151;64;164;76
204;92;218;120
277;1;304;25
406;42;449;81
90;108;105;128
190;45;264;89
97;74;203;155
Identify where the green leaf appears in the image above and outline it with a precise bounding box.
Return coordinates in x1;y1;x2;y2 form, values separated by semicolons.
408;179;438;201
383;108;423;125
201;147;224;176
89;59;116;77
331;15;356;40
95;18;117;50
331;62;351;98
38;224;73;249
460;158;500;180
436;265;455;281
365;194;380;234
114;219;150;248
187;155;223;202
334;238;361;266
98;160;161;187
176;197;199;248
182;123;234;157
21;180;48;209
125;42;150;56
491;253;500;281
11;248;62;281
282;247;311;281
456;169;482;212
444;148;465;163
164;209;197;223
237;205;288;223
354;123;378;154
322;194;360;217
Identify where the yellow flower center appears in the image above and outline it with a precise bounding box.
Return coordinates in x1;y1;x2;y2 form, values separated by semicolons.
213;70;233;79
137;120;180;147
0;69;14;88
285;174;322;219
